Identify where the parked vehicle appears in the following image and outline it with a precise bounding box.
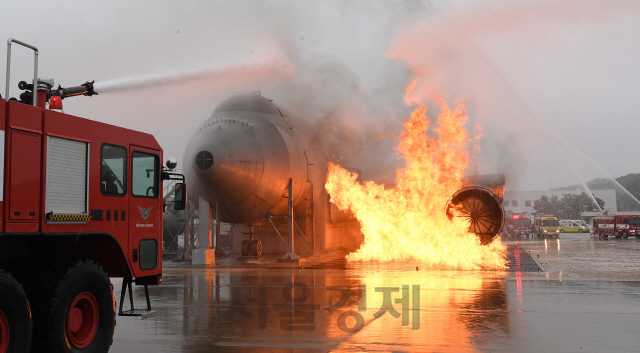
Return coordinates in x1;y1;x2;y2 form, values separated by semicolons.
559;220;589;233
532;215;560;238
505;214;531;236
573;219;592;232
592;215;640;239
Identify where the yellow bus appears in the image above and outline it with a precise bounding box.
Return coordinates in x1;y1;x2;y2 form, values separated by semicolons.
532;216;560;238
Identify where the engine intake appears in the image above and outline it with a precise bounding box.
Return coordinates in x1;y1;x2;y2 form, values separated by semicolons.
445;186;504;245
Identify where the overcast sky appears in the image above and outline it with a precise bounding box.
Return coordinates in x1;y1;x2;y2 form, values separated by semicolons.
2;0;640;192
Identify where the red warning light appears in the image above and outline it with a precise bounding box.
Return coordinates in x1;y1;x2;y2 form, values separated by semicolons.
49;95;63;110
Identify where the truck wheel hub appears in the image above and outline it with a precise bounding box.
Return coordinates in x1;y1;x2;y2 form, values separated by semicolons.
67;292;99;348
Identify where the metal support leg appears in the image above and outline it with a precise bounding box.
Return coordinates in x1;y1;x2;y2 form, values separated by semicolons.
118;278;156;319
283;178;299;260
144;285;152;311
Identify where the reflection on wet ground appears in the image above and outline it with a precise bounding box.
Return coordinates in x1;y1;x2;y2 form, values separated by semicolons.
110;234;640;352
519;232;640;280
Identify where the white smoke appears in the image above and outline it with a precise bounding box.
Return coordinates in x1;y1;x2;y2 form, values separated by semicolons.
3;0;640;192
386;0;640;190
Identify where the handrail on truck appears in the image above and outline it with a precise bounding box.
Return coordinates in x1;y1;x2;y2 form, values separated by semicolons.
5;38;39;107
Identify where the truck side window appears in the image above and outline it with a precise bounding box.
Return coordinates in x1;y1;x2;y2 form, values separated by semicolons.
101;144;127;196
132;151;159;197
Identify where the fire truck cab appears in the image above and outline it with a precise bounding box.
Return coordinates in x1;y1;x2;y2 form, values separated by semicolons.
0;39;185;353
504;214;531;237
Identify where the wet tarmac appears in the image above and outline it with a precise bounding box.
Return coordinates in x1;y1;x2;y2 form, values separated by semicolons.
110;233;640;352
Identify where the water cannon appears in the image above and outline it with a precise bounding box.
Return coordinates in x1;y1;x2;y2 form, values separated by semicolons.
50;80;98;99
12;78;97;107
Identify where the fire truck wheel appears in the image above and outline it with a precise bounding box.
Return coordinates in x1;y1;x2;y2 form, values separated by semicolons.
600;231;607;239
30;260;115;353
622;232;629;239
0;271;32;353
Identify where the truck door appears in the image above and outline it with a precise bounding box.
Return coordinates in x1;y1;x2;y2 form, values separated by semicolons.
128;147;161;277
100;143;129;257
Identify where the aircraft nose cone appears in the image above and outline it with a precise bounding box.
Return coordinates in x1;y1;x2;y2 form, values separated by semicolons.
184;117;272;223
189;123;264;198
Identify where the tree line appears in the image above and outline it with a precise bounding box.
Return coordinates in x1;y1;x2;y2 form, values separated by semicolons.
533;192;605;219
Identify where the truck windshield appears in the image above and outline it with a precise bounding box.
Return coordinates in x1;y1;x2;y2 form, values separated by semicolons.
542;219;559;227
629;217;640;225
132;151;159;197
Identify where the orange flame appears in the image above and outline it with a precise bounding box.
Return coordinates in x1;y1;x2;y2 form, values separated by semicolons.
325;91;506;270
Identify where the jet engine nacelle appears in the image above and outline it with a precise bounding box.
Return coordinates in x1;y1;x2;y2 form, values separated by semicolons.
183;94;309;224
445;187;504;245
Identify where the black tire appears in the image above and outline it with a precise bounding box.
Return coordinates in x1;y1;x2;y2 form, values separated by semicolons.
578;229;583;233
600;231;607;240
622;232;629;239
560;229;565;233
0;271;32;353
28;260;115;353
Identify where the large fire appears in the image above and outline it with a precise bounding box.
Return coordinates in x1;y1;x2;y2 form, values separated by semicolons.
325;86;507;270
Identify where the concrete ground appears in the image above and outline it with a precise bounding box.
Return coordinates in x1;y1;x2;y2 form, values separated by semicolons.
110;233;640;352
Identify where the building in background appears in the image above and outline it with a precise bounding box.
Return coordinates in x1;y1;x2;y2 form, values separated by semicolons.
502;189;617;215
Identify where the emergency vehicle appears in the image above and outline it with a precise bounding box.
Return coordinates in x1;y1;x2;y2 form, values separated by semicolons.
504;214;531;237
592;215;640;239
0;39;186;352
532;215;560;238
558;220;589;233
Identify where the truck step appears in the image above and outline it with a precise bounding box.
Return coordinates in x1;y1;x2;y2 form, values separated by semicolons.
118;278;154;319
119;309;156;320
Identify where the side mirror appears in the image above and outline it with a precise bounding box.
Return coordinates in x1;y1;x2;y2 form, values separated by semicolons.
174;183;187;211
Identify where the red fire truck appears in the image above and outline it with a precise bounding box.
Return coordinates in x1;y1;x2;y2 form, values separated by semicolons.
504;214;531;237
592;215;640;239
0;39;185;352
